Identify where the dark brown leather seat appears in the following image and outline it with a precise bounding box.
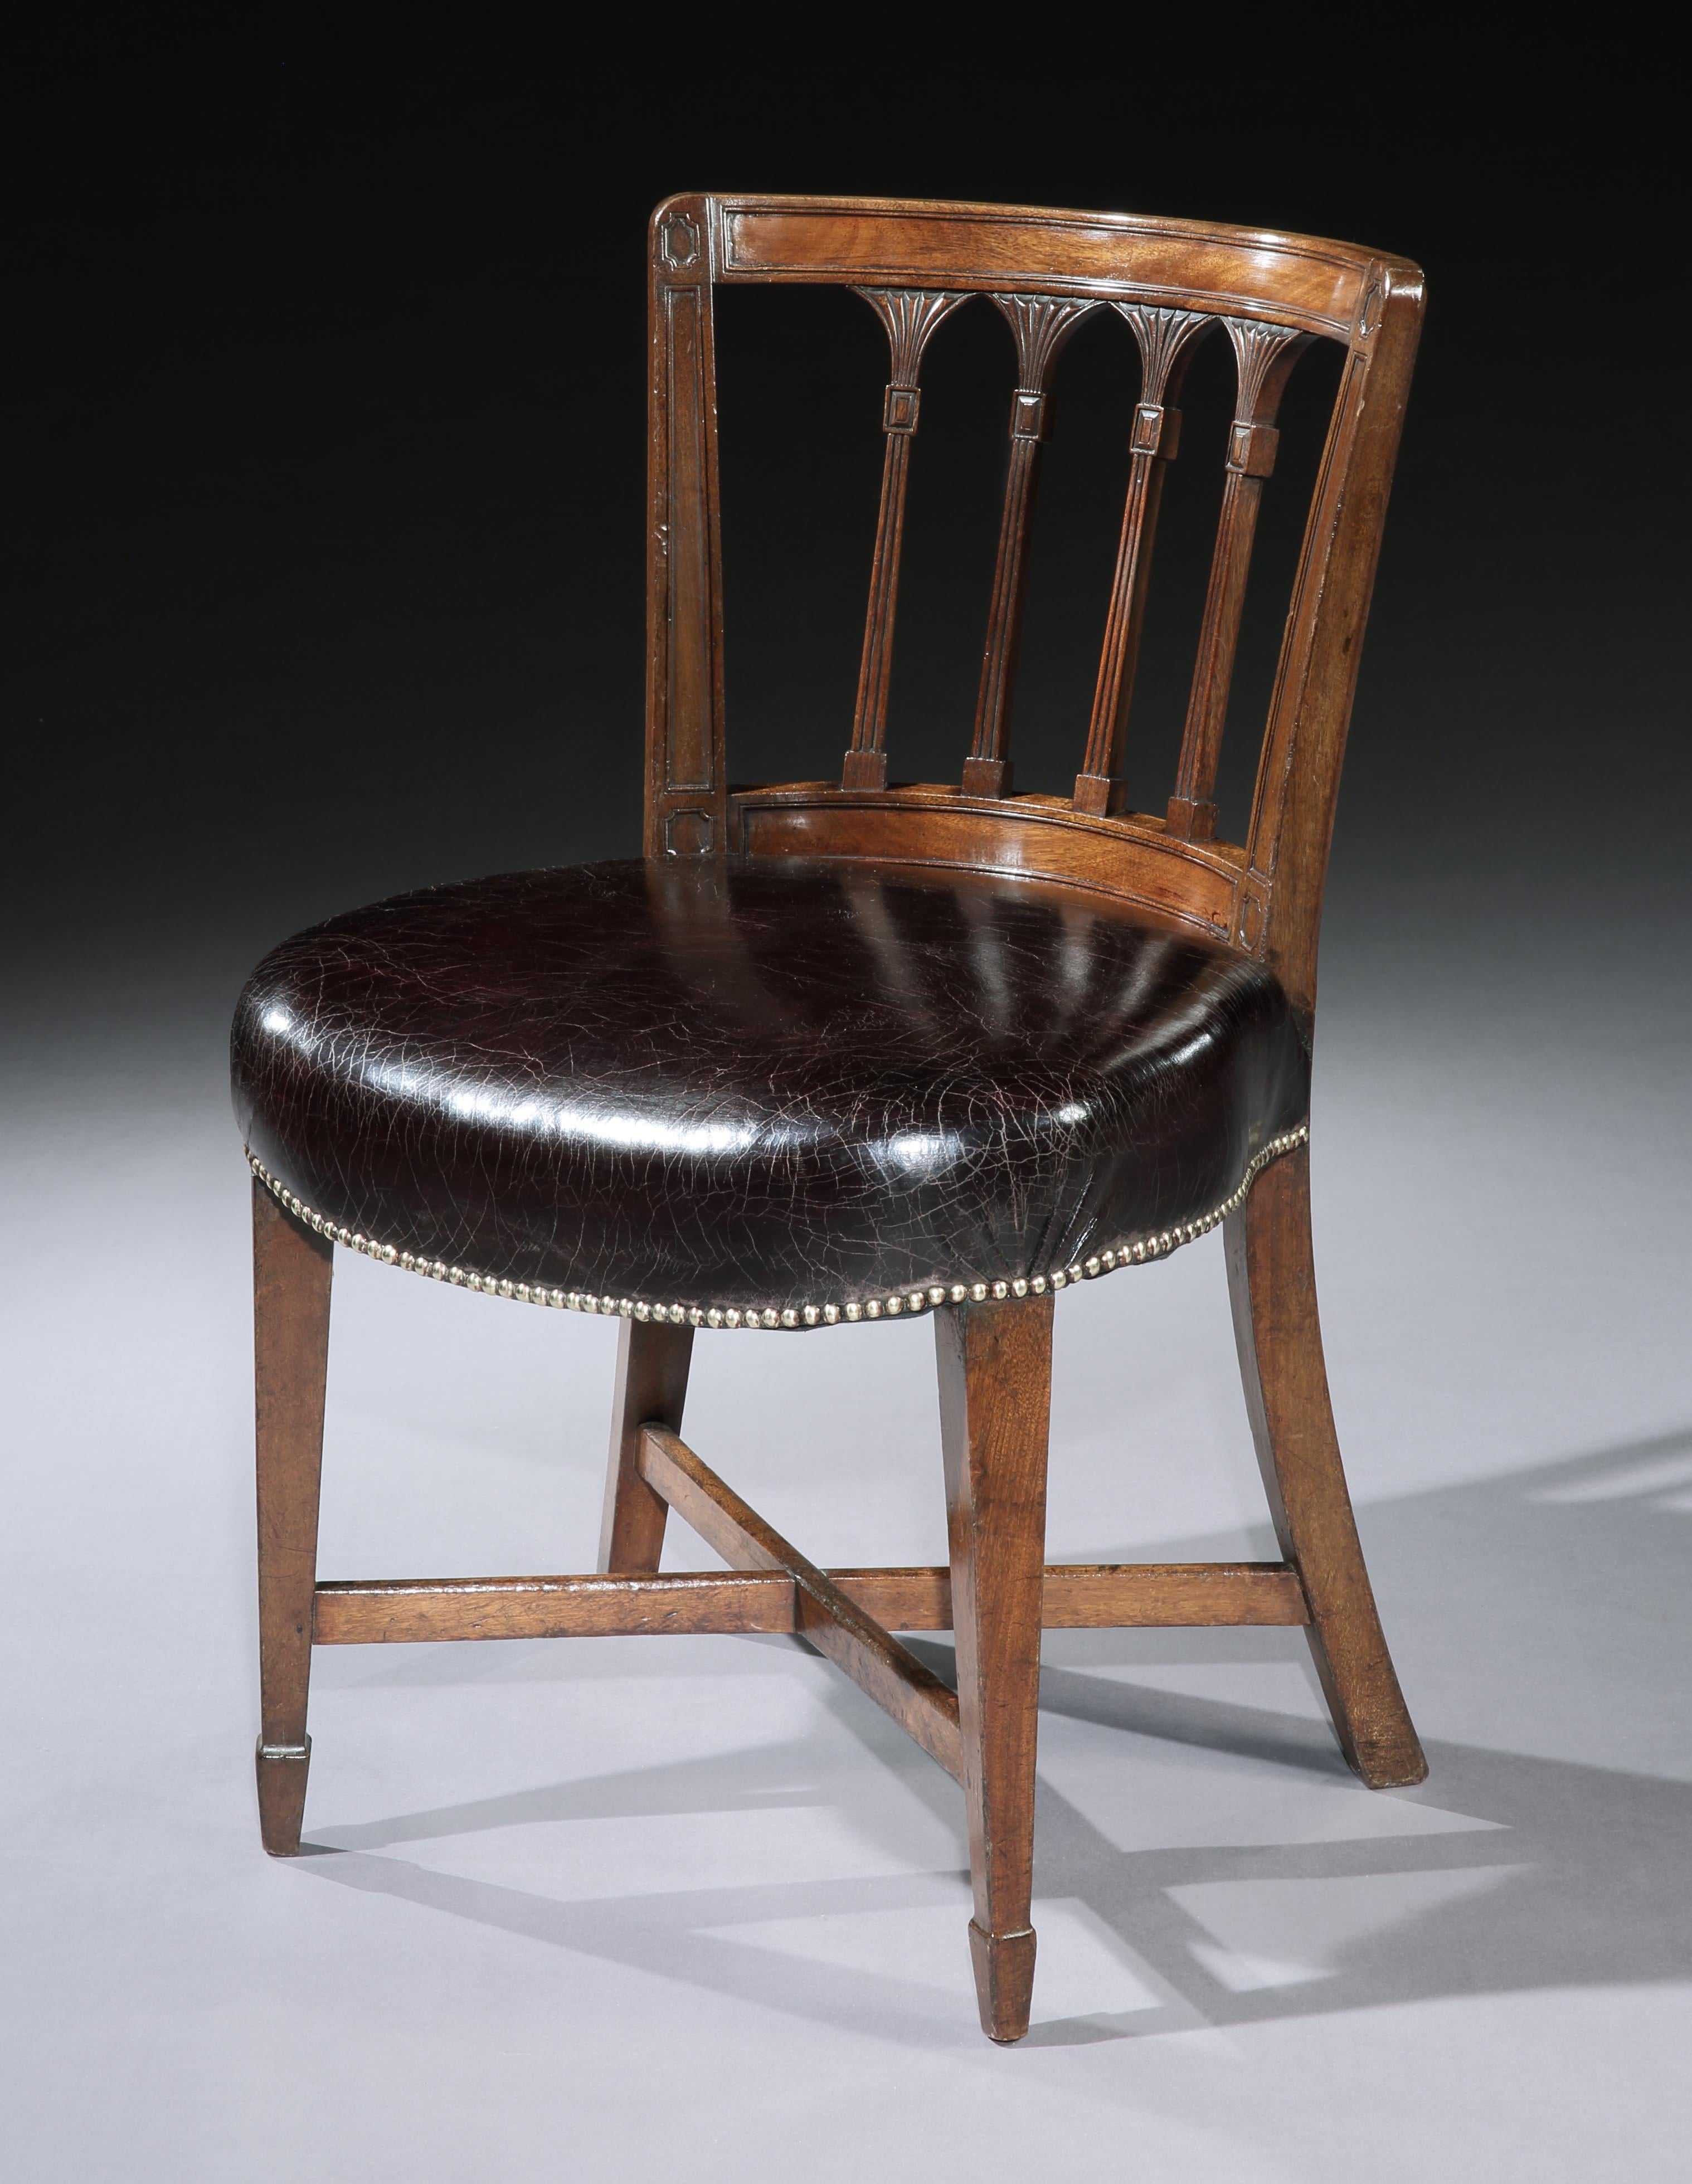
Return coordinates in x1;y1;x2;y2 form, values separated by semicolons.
232;855;1310;1325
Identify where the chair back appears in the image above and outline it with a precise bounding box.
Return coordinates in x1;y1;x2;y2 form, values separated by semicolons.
645;193;1424;1020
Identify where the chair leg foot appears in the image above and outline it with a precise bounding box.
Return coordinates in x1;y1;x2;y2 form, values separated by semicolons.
255;1737;312;1856
1227;1144;1427;1789
969;1920;1038;2044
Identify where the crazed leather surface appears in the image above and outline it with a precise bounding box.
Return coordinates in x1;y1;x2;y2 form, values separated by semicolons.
231;858;1310;1315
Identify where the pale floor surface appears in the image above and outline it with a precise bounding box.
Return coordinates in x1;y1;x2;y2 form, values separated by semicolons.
4;909;1691;2182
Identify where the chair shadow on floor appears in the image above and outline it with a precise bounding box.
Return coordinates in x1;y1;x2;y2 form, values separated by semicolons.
291;1428;1692;2049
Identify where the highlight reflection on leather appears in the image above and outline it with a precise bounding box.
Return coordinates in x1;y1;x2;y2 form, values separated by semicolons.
231;858;1311;1316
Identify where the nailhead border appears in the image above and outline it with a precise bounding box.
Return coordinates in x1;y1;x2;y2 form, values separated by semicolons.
247;1125;1307;1330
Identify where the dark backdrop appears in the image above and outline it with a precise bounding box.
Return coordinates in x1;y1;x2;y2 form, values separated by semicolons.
4;26;1680;1020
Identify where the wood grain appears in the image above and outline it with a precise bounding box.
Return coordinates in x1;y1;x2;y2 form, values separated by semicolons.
645;193;1424;1041
1166;320;1312;841
965;294;1100;796
732;786;1242;938
1227;1144;1427;1786
710;197;1382;337
646;193;727;858
1243;269;1421;1014
312;1560;1308;1643
317;1571;802;1641
252;1180;333;1856
1074;305;1211;814
937;1292;1053;2043
638;1426;963;1779
597;1315;694;1573
843;288;970;791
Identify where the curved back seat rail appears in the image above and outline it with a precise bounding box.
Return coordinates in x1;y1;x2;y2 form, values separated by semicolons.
241;194;1428;2046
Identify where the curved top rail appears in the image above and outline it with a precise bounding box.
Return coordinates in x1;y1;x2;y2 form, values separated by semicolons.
685;193;1421;342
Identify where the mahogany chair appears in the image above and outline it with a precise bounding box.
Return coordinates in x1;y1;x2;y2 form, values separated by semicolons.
233;194;1428;2043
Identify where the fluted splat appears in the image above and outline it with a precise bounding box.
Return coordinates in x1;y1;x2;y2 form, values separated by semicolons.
1073;306;1213;816
1166;318;1312;840
994;293;1096;394
857;286;972;388
842;287;971;790
964;295;1101;797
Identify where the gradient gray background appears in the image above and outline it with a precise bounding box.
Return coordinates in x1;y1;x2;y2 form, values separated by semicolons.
5;26;1688;2182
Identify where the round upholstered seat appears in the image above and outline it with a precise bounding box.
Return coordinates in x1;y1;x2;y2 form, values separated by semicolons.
231;857;1310;1324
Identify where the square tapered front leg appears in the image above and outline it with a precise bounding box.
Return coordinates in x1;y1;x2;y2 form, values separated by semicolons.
935;1293;1053;2042
252;1180;333;1856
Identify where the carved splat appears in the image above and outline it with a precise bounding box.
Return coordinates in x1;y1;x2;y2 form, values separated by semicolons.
998;294;1087;385
643;197;1424;1022
1073;306;1213;816
842;288;971;791
1166;319;1312;841
962;295;1101;798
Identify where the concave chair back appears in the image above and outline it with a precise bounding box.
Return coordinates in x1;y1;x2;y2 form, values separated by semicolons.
647;192;1422;1022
